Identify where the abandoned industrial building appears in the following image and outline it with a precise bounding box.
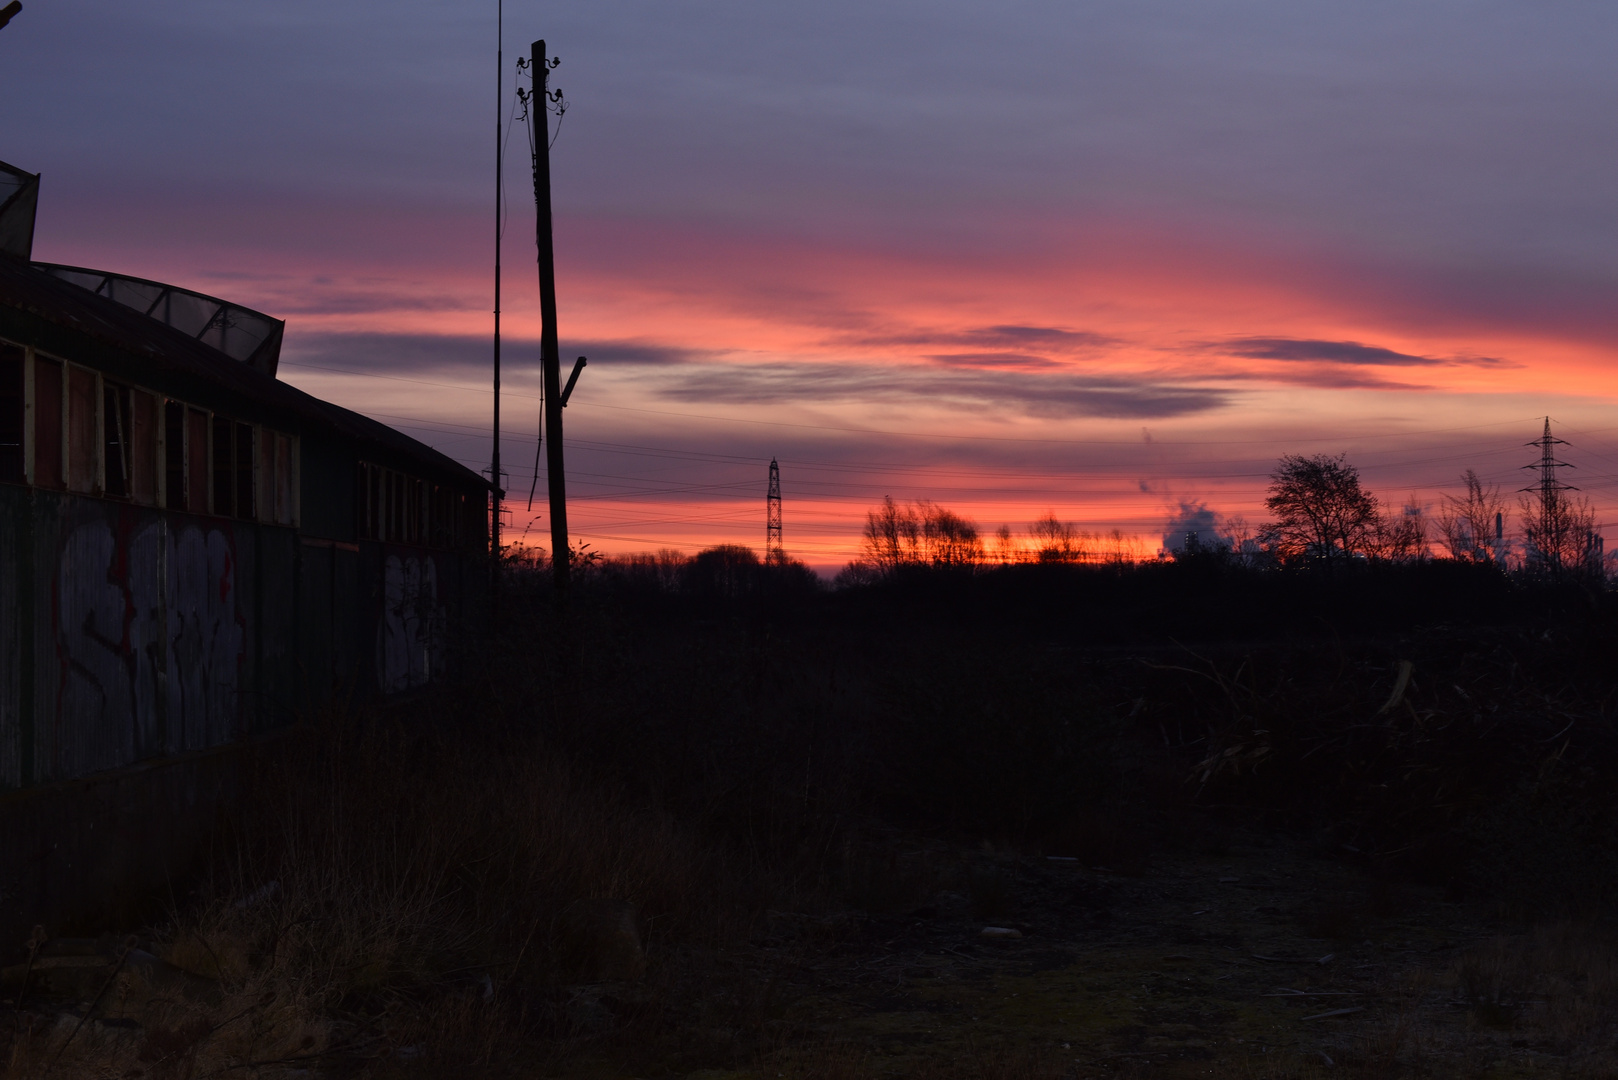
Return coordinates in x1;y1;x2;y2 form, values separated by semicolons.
0;157;490;926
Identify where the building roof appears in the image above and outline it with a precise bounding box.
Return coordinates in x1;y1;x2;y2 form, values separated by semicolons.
0;253;489;492
35;263;285;376
0;160;38;260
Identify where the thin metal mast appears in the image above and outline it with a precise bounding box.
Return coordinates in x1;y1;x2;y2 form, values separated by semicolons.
491;0;502;561
767;458;782;563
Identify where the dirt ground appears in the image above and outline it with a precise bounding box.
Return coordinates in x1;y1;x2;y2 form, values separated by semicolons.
598;827;1615;1080
4;826;1613;1079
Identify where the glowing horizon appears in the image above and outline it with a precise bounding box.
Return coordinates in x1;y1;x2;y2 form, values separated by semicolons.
6;2;1618;571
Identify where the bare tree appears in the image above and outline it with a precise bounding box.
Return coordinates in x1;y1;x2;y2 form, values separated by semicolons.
1371;496;1429;562
1263;453;1379;565
862;497;983;571
862;496;918;572
1223;514;1264;568
992;524;1019;565
1519;487;1600;582
1029;512;1086;563
918;500;983;566
1437;470;1506;564
1103;528;1133;565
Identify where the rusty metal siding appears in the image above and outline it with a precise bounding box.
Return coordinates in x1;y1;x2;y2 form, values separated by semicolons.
254;527;298;732
1;483;482;793
333;544;361;698
375;545;446;693
297;540;333;713
163;520;243;753
233;525;257;734
1;254;491;802
31;497;245;780
0;486;22;788
54;503;142;776
436;549;470;638
2;487;320;789
29;492;61;784
127;513;166;758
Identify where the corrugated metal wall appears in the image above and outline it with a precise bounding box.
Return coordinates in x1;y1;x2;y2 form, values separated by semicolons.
0;489;21;789
0;486;472;793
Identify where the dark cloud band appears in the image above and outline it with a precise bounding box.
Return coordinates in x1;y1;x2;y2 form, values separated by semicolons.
1221;336;1508;368
652;362;1226;420
282;331;1228;420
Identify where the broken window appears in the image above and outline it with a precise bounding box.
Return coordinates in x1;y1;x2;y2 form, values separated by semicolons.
389;469;403;542
208;417;257;521
164;400;186;510
66;365;98;493
128;390;158;504
0;342;22;484
358;462;379;540
32;355;63;489
257;424;275;521
212;415;234;516
208;416;257;520
248;425;297;526
106;385;160;504
235;421;255;520
274;432;294;526
356;461;470;548
430;485;449;548
103;381;131;498
406;476;422;544
186;408;209;513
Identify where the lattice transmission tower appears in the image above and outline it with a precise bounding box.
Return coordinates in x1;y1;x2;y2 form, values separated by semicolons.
1519;416;1599;577
766;458;783;564
1522;416;1577;505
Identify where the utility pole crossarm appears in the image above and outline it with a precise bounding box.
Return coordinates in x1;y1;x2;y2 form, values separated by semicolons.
560;356;587;406
1521;417;1578;494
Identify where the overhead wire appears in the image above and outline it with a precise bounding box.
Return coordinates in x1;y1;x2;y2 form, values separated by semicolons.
375;408;1615;510
277;359;1618;548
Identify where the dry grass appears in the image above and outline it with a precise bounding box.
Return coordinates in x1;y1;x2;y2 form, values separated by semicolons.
773;1037;1065;1080
3;702;793;1078
9;575;1618;1077
1453;921;1618;1045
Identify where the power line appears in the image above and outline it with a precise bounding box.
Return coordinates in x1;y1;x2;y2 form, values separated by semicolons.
278;374;1618;548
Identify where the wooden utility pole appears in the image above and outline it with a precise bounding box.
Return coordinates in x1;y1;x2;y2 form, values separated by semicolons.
491;1;504;568
530;38;570;594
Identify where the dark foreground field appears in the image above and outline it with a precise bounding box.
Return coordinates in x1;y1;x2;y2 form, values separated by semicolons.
5;560;1618;1078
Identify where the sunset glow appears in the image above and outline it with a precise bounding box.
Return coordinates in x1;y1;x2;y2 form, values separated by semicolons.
8;2;1618;571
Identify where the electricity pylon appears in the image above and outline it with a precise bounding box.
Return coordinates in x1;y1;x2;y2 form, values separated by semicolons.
766;459;783;564
1522;416;1577;503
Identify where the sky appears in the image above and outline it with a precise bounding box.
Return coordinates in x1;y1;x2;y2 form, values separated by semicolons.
5;1;1618;569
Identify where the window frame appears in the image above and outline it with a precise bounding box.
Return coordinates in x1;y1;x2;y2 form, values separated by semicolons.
0;337;299;525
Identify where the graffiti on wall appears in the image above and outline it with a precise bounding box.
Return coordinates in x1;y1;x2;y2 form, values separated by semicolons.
56;517;150;773
51;515;244;779
165;525;245;750
377;553;441;693
4;488;470;791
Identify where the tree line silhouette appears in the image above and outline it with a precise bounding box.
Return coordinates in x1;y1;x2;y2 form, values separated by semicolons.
840;453;1607;585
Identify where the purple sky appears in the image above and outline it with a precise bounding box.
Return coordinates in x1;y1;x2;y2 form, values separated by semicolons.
6;2;1618;563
